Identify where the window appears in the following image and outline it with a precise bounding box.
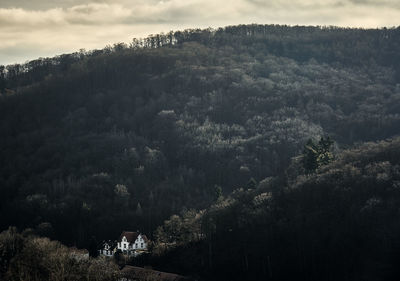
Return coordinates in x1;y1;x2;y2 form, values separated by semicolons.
141;243;143;248
135;243;138;248
124;244;126;248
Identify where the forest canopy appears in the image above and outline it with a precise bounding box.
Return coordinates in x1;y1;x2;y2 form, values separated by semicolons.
0;24;399;249
149;137;400;281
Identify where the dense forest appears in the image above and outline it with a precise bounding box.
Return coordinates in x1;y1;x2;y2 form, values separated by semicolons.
1;24;400;253
148;137;400;281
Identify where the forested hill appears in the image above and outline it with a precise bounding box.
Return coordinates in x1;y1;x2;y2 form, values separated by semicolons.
151;138;400;281
0;24;399;247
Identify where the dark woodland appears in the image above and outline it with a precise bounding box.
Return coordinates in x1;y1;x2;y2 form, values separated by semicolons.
1;24;400;280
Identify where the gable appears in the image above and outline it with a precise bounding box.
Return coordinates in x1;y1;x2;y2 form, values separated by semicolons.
100;240;117;250
119;231;139;243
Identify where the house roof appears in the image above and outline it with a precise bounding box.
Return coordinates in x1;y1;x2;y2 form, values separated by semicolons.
141;234;149;242
101;240;117;249
119;231;139;243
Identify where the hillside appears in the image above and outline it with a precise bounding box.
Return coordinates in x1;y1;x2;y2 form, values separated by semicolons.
150;138;400;281
0;24;400;248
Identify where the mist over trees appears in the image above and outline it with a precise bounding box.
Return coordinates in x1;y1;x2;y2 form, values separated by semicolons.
0;24;399;251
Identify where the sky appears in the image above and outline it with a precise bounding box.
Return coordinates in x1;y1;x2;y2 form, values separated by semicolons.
0;0;399;65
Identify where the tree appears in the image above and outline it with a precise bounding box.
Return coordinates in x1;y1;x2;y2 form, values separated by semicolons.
136;202;143;216
0;65;5;91
246;178;257;190
303;139;319;173
88;236;99;257
214;185;223;201
316;136;334;166
114;184;130;208
302;137;334;173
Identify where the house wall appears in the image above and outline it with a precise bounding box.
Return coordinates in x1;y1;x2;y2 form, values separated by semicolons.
119;236;131;251
101;249;114;257
134;234;147;250
109;234;148;256
100;243;115;257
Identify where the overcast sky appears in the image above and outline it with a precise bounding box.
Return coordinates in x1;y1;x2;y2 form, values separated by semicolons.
1;0;399;65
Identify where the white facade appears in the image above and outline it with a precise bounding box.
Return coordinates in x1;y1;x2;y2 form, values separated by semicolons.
135;234;148;250
99;231;149;257
99;241;116;257
117;234;148;255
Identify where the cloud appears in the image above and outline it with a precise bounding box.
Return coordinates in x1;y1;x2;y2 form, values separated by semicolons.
66;3;132;24
0;8;63;28
1;0;398;29
347;0;400;8
1;0;399;65
0;3;132;28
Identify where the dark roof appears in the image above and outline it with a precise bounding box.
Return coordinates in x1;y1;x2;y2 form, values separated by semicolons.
141;234;149;242
119;231;139;243
100;240;117;250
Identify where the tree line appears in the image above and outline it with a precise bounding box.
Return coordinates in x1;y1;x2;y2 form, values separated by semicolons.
0;24;399;250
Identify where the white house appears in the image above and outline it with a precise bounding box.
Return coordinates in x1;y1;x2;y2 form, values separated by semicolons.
117;231;149;256
99;240;117;257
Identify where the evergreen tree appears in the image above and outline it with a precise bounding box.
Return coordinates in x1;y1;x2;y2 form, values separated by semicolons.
303;137;334;173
